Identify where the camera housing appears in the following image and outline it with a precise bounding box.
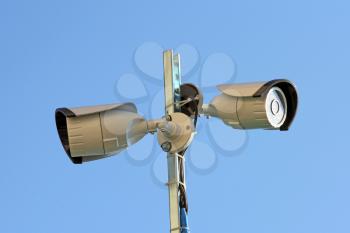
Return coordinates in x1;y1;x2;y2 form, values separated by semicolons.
202;79;298;130
55;103;145;164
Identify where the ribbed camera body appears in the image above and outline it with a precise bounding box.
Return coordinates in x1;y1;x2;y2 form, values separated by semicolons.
55;103;145;164
203;79;298;130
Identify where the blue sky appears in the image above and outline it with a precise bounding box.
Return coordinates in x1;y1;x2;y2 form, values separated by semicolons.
1;0;350;232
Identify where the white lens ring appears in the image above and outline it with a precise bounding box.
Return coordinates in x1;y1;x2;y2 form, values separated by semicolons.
265;87;287;128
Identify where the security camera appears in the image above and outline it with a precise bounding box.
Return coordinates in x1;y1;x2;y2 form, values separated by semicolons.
55;103;195;164
55;103;148;164
201;79;298;130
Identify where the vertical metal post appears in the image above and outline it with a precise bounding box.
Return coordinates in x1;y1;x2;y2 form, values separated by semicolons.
163;50;182;233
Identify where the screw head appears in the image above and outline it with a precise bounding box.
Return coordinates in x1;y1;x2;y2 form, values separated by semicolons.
166;115;172;121
161;142;172;152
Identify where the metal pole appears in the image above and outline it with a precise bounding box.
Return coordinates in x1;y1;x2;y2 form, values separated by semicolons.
163;50;183;233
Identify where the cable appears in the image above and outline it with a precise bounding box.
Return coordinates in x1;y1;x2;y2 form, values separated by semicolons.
177;97;199;213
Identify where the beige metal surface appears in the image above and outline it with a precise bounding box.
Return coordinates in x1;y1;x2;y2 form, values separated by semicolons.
69;103;137;116
217;82;265;97
157;112;195;154
203;81;291;129
56;103;144;163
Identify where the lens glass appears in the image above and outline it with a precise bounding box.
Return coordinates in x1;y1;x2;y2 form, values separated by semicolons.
265;87;287;127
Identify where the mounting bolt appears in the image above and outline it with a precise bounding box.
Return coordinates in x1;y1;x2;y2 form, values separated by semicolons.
161;142;172;152
166;115;172;121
